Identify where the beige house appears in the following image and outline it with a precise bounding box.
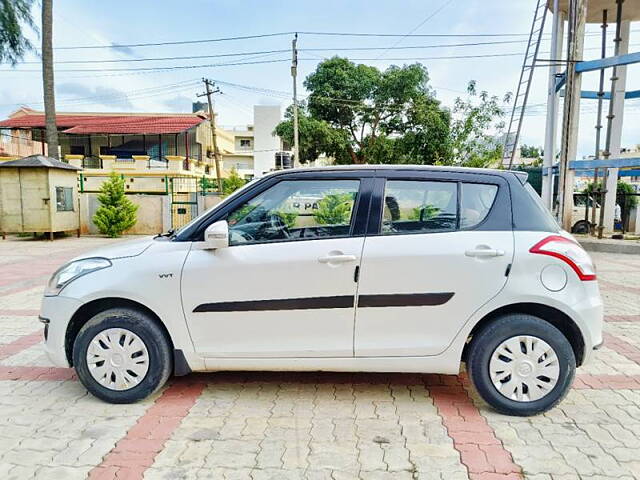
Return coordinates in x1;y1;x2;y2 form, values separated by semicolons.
0;108;256;191
0;155;81;239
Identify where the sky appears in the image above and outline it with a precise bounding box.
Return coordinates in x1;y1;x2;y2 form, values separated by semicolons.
0;0;638;158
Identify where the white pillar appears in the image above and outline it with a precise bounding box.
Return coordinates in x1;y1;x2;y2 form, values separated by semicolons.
542;5;565;211
603;20;630;232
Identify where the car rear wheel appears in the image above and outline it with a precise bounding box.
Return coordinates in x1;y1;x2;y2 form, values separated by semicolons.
73;308;172;404
467;314;575;416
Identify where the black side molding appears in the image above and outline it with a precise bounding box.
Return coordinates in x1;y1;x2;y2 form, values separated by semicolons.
357;292;454;308
193;296;355;313
193;292;454;313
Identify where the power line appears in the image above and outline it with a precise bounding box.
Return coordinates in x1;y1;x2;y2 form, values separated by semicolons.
376;0;456;60
50;32;295;50
17;49;292;65
0;58;291;73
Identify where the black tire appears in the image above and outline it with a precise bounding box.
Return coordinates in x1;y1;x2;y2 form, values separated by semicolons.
571;220;590;234
73;308;172;404
467;314;575;416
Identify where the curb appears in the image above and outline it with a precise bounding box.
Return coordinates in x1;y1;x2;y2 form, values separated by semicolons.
578;239;640;255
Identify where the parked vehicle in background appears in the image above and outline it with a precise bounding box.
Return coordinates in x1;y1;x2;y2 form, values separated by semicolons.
571;193;599;234
40;166;603;416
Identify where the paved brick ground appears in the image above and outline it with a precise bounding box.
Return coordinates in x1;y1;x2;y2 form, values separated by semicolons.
1;235;640;479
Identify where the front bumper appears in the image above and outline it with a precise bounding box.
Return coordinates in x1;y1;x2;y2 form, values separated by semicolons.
40;295;83;368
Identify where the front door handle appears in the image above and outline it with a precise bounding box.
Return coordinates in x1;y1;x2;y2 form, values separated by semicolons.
465;246;505;258
318;254;357;264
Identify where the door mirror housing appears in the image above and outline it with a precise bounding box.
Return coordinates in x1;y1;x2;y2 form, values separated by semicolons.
203;220;229;249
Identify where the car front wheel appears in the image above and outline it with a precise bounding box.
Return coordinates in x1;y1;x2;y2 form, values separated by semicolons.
467;314;576;416
73;308;172;404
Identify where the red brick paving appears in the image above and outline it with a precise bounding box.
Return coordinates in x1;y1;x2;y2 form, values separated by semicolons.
0;248;89;288
0;309;40;316
598;278;640;295
0;331;42;360
428;376;523;480
603;332;640;365
606;314;640;323
574;374;640;389
0;365;76;381
88;380;206;480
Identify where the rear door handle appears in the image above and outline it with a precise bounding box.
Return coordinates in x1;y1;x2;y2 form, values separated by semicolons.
318;254;357;264
465;247;505;258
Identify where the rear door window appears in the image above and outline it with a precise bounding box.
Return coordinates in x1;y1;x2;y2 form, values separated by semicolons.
382;180;457;235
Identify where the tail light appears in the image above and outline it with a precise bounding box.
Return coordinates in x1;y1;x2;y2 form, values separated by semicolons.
529;235;596;281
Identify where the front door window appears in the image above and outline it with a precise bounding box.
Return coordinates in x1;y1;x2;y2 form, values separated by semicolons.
226;179;360;245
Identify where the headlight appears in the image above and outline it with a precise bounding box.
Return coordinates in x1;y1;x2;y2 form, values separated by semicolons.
45;258;112;296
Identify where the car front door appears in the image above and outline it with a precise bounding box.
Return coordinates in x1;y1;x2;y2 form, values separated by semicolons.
181;173;370;358
355;171;514;357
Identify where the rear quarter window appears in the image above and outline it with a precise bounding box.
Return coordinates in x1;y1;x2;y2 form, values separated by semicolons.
513;182;560;232
460;183;498;229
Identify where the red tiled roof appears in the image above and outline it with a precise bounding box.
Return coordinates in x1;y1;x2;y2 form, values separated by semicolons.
0;112;206;134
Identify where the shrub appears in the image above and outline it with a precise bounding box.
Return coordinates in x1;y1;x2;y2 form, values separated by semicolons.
93;172;138;237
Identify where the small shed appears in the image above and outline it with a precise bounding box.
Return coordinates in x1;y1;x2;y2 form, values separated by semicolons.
0;155;81;239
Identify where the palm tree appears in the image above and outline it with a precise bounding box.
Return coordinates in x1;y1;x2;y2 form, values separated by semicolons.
41;0;59;159
0;0;36;65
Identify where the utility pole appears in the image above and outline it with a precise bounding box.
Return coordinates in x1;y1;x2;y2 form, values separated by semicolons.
542;0;564;211
557;0;587;230
291;33;300;168
198;78;223;193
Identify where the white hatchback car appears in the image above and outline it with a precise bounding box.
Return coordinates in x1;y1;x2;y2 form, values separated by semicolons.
40;166;603;415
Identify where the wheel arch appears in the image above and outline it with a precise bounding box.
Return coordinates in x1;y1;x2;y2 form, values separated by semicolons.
462;302;586;366
65;297;174;366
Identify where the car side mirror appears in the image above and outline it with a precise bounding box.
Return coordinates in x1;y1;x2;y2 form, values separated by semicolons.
204;220;229;249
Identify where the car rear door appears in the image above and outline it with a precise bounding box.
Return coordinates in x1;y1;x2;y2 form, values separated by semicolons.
354;170;514;357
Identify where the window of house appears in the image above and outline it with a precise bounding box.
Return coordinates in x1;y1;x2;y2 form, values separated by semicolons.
382;180;457;235
70;145;86;155
227;179;360;245
239;139;252;148
55;187;74;212
460;183;498;229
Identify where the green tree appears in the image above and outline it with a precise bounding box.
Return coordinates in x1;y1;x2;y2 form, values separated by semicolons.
275;104;351;164
93;173;138;237
0;0;36;65
447;81;508;168
277;58;451;165
583;180;638;209
276;58;504;167
520;144;543;159
314;193;354;225
222;168;246;195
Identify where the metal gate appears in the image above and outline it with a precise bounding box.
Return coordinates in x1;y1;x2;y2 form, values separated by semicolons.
170;177;199;229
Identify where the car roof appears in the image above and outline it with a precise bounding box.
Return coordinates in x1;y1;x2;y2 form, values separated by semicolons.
266;164;528;183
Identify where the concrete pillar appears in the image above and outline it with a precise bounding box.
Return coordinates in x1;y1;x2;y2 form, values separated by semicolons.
629;205;640;233
161;195;172;232
603;20;630;232
558;0;587;230
542;6;565;211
